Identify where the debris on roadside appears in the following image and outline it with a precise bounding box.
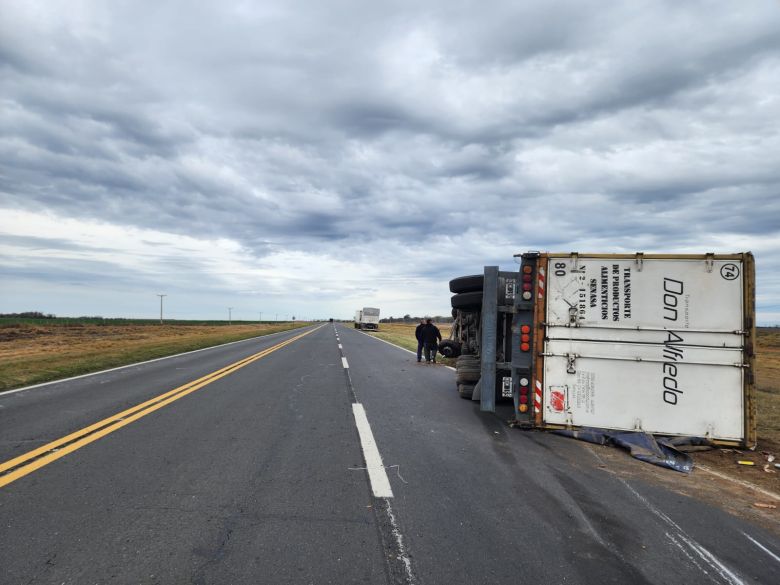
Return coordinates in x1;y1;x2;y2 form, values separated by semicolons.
737;460;756;466
552;428;703;473
752;502;777;510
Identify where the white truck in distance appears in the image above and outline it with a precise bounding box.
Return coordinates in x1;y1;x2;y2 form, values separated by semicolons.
354;307;380;330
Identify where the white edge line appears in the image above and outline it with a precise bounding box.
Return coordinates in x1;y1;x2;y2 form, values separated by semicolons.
697;465;780;502
352;403;393;498
742;532;780;564
342;357;349;369
338;344;343;349
1;325;315;396
352;328;457;370
351;329;415;355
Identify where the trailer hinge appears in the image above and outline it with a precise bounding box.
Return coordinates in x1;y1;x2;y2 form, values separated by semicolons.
570;252;584;273
705;253;715;273
635;252;644;272
566;353;576;374
568;306;578;324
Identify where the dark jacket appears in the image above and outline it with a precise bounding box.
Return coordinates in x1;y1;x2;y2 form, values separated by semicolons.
415;323;424;341
420;323;442;345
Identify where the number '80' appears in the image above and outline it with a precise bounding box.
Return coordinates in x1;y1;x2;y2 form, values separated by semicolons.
554;262;566;277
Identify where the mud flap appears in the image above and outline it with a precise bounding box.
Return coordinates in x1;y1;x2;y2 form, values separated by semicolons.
471;378;482;401
552;427;703;473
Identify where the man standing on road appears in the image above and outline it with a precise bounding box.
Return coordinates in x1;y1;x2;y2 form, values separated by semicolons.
415;318;426;363
421;318;442;364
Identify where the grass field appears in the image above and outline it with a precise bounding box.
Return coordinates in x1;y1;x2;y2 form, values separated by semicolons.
0;320;308;391
755;328;780;447
369;323;780;448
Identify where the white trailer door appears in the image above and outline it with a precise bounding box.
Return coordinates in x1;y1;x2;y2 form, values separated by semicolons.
541;255;746;442
542;340;744;440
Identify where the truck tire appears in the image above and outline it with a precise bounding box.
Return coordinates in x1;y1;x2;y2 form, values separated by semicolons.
451;291;482;311
456;354;480;367
438;340;461;358
456;354;480;384
458;383;475;399
457;373;480;385
449;275;484;294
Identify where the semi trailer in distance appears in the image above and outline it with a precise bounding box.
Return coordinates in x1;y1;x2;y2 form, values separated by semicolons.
354;307;381;330
446;252;756;448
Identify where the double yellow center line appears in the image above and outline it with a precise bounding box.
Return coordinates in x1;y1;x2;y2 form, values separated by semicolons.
0;326;319;489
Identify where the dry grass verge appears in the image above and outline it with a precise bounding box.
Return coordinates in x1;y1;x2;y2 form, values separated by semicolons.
0;322;308;391
364;322;453;365
755;328;780;447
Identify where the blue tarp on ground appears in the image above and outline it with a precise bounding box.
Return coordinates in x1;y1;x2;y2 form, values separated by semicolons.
552;427;710;473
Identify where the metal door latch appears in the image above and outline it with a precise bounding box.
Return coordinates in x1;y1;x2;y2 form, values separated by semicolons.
501;376;513;398
566;353;576;374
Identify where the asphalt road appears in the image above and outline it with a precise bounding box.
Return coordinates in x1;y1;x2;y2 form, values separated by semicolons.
1;323;778;584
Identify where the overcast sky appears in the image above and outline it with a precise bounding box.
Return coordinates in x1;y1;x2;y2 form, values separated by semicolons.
1;1;779;323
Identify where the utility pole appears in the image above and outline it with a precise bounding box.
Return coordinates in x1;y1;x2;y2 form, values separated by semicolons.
275;313;278;321
259;312;262;323
157;294;166;324
228;307;233;325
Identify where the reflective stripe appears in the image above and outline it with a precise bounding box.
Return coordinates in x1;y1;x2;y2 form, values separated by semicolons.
534;380;543;413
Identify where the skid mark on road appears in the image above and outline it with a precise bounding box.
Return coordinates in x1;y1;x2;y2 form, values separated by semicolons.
333;325;415;585
587;447;745;585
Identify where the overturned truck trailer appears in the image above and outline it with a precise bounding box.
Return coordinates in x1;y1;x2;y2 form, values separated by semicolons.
446;252;756;448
